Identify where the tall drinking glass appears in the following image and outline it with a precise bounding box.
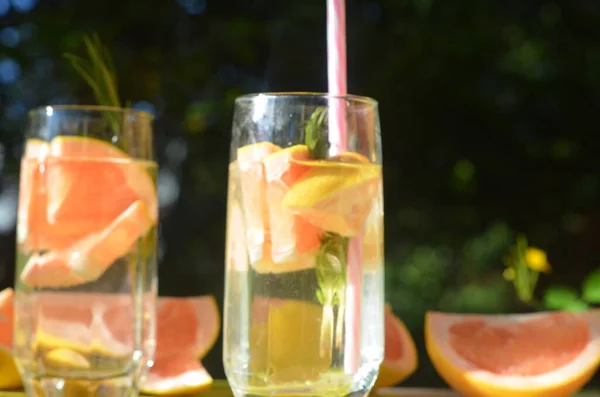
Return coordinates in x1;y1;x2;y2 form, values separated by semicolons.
223;93;385;397
13;106;158;397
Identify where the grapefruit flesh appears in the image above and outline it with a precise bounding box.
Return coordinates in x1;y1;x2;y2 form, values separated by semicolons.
20;200;154;288
263;145;322;262
18;136;157;288
426;311;600;397
154;296;220;360
19;136;157;253
282;157;382;237
225;161;248;273
30;293;134;357
237;142;281;267
237;143;319;274
261;145;322;272
141;296;220;395
374;304;418;389
226;200;248;273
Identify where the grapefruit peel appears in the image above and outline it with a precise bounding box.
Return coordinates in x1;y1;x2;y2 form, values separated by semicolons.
426;311;600;397
374;304;418;389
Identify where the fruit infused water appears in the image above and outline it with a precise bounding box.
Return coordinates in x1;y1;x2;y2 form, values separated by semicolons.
223;94;385;397
13;107;158;397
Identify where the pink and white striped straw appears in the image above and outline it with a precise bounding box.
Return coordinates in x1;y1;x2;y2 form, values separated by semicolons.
326;0;362;375
327;0;348;153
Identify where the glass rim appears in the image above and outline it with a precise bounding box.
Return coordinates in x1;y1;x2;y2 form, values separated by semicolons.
27;105;154;120
235;92;378;106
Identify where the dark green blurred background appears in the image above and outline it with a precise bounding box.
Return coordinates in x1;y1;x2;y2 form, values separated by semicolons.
1;0;600;389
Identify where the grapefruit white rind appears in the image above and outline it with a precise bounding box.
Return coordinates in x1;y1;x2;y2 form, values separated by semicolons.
141;358;213;396
426;311;600;397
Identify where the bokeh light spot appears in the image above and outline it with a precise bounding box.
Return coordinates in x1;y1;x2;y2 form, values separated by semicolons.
9;0;38;13
177;0;206;15
158;168;180;209
0;58;21;84
0;0;9;16
132;100;156;116
0;27;20;47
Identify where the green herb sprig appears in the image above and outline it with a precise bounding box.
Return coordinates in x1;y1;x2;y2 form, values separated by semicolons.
63;33;122;109
315;232;349;305
305;106;330;159
63;33;132;136
304;107;350;306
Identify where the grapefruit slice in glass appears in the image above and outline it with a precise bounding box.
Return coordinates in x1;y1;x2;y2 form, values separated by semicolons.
236;142;281;268
20;199;154;288
19;136;157;253
426;310;600;397
261;144;322;272
282;157;382;237
5;289;221;394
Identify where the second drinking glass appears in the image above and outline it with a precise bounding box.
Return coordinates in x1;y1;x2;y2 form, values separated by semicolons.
13;106;158;397
223;93;385;397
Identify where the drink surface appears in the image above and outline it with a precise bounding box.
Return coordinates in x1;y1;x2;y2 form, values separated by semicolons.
13;137;158;395
223;142;385;397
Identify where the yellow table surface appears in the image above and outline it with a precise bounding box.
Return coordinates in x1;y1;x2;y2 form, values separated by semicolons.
1;381;599;397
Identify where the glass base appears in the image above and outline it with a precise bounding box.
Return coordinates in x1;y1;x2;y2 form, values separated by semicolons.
230;383;373;397
230;389;372;397
23;375;137;397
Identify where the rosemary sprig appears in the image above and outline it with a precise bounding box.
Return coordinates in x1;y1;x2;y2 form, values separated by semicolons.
63;33;132;137
304;107;349;306
315;232;349;305
63;33;121;109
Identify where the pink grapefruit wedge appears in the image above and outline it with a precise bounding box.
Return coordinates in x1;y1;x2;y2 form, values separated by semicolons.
19;136;157;253
374;304;418;388
141;295;220;395
261;144;322;272
236;142;281;269
426;310;600;397
20;199;154;288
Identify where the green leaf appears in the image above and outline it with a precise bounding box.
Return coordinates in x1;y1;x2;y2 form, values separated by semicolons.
582;268;600;304
304;107;330;160
64;33;121;109
561;299;590;312
543;286;581;310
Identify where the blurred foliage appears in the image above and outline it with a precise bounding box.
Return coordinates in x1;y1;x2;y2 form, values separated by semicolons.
1;0;600;388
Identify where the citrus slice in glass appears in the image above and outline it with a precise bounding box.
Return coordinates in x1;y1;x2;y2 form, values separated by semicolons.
283;156;382;237
20;199;153;288
19;136;157;253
